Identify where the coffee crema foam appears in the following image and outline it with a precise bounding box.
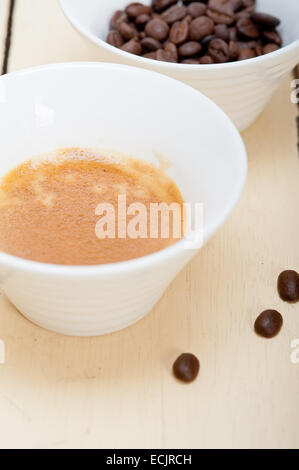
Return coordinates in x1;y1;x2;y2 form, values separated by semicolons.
0;148;184;265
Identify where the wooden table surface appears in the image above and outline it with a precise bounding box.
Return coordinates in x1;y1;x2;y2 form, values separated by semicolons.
0;0;298;450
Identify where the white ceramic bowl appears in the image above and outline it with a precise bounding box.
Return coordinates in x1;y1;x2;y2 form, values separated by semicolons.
60;0;299;131
0;63;247;336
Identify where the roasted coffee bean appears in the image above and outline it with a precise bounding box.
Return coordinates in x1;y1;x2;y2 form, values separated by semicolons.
189;16;214;41
200;55;214;63
228;40;239;59
178;40;202;57
251;12;280;30
135;13;151;28
121;39;142;55
161;5;187;24
106;30;124;48
110;10;128;31
108;0;282;63
262;29;282;46
228;26;238;41
145;18;170;41
156;48;176;62
169;18;190;44
230;0;243;12
207;0;235;26
237;17;260;39
238;47;255;60
143;51;157;59
242;0;255;7
184;14;193;24
187;2;207;18
152;0;177;13
141;36;162;51
255;41;263;56
277;270;299;303
263;43;279;54
119;22;138;40
235;6;254;20
181;58;201;64
125;3;151;18
237;40;257;49
201;34;215;49
173;353;200;383
214;23;229;41
182;0;208;3
208;37;230;62
254;310;283;339
164;41;179;61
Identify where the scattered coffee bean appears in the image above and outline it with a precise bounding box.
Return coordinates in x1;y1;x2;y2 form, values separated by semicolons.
251;12;280;30
254;310;283;339
277;270;299;303
173;353;200;383
106;0;283;64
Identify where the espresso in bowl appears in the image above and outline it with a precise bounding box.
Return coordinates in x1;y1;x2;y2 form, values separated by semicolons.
0;149;184;265
0;63;247;336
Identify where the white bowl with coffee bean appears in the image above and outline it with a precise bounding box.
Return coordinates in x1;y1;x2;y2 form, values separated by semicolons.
60;0;299;131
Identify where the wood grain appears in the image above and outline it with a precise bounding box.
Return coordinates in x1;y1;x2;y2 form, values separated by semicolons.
0;0;298;449
0;0;9;73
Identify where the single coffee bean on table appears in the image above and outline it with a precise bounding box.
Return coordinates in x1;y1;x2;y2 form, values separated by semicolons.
254;310;283;339
106;0;283;63
277;270;299;303
173;353;200;383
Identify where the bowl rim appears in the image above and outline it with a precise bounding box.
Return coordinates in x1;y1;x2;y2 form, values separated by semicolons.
0;62;247;278
59;0;299;72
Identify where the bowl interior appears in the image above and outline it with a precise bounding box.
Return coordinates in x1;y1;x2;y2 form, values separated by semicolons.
60;0;299;48
0;63;246;242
